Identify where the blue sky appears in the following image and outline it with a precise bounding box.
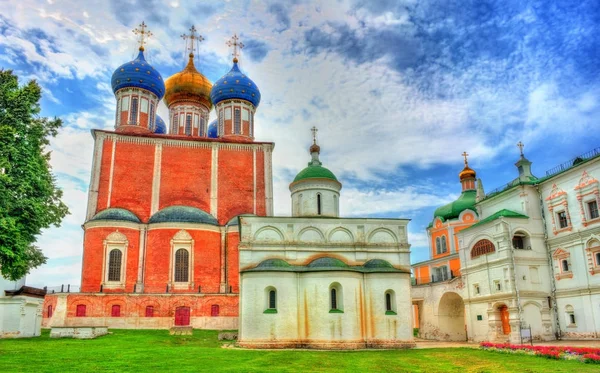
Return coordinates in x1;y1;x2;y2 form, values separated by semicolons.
1;0;599;288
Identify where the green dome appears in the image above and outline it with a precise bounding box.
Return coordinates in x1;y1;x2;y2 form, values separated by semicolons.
148;206;218;225
433;190;477;221
90;208;141;223
363;259;394;269
293;164;338;183
256;259;292;268
307;257;348;268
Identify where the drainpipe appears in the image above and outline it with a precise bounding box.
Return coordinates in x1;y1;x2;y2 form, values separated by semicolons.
500;217;523;329
535;185;561;339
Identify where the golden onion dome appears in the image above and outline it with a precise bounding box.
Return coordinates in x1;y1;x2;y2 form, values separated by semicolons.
164;54;212;109
459;165;476;181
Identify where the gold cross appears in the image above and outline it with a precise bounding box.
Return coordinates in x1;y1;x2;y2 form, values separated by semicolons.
181;25;204;57
461;151;469;166
517;141;524;156
311;126;318;144
227;34;244;62
133;21;152;51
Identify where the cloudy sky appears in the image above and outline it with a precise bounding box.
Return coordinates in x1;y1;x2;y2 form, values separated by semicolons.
1;0;599;288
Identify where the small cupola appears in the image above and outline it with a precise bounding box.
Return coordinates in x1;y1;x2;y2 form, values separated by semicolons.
459;151;476;192
515;141;535;182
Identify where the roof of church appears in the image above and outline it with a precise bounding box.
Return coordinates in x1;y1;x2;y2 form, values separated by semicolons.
210;61;261;107
154;115;167;134
148;206;218;225
293;164;338;183
111;49;165;99
243;257;409;273
433;190;477;222
465;209;528;230
207;119;218;138
90;208;141;223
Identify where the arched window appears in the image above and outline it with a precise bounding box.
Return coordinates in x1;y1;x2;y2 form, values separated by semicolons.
211;305;220;317
471;239;495;259
111;304;121;317
264;287;277;313
107;249;122;282
172;114;179;134
561;259;569;272
385;290;397;314
185;114;192;135
47;305;53;318
436;237;441;254
329;283;343;312
175;249;189;283
596;252;600;267
317;193;322;215
269;290;276;309
234;108;241;134
149;103;155;130
565;305;576;325
145;306;154;317
441;236;447;253
76;304;86;317
129;97;139;124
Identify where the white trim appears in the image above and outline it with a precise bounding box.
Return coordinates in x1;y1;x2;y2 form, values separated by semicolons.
151;143;162;215
253;147;257;214
210;143;219;218
86;135;105;220
170;230;194;290
106;140;116;208
102;231;128;289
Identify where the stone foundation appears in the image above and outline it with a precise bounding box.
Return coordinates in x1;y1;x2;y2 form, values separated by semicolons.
50;326;109;339
238;339;416;350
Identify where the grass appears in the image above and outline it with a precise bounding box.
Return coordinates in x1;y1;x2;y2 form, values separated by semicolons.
0;329;597;372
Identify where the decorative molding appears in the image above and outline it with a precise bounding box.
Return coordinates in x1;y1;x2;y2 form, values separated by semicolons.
210;143;218;218
150;143;162;215
86;135;105;220
106;140;116;208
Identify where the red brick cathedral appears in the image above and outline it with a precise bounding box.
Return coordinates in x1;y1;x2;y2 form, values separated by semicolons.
43;25;273;329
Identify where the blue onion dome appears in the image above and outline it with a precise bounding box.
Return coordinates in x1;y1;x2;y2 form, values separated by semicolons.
210;61;261;108
111;48;165;99
154;115;166;134
207;119;218;138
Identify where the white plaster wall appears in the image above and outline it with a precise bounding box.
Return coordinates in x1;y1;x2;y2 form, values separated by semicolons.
556;294;600;338
290;179;341;217
0;297;43;338
365;273;412;341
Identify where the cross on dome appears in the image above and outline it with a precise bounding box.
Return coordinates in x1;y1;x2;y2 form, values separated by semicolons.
133;21;152;51
517;141;525;156
311;126;318;145
227;34;244;63
462;151;469;166
181;25;204;57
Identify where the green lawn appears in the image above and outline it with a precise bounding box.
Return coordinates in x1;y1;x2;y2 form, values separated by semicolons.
0;330;596;372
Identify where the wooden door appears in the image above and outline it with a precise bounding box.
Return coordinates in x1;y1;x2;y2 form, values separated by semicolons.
500;306;511;334
175;306;190;326
211;305;219;317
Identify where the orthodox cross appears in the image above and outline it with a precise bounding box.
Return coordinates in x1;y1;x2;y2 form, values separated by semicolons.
311;126;318;144
133;21;152;51
517;141;524;156
181;25;204;57
227;34;244;62
462;151;469;166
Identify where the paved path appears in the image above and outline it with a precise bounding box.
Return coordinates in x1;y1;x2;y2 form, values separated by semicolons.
414;338;600;349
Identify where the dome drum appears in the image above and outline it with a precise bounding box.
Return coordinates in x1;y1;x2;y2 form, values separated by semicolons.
168;105;210;137
214;100;256;141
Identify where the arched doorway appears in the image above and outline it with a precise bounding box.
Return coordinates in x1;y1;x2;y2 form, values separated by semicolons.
438;292;466;341
499;305;511;335
175;306;190;326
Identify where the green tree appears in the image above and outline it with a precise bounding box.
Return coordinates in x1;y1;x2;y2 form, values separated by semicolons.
0;69;69;281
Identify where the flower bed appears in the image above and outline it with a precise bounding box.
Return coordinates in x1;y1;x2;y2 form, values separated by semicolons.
480;342;600;364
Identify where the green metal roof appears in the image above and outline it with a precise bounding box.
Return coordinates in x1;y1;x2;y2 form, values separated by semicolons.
466;209;528;230
90;208;141;223
293;164;338;182
242;257;408;274
433;190;477;221
148;206;218;225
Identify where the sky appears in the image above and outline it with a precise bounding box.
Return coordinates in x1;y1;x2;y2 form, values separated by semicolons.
0;0;599;288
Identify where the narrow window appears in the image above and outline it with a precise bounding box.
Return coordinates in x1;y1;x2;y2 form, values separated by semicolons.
211;305;220;317
219;110;224;136
76;304;86;317
129;97;139;124
317;194;322;215
48;305;53;318
172;114;179;134
474;284;480;295
185;114;192;135
596;252;600;266
249;112;254;137
175;249;189;282
588;201;599;220
111;305;121;317
441;236;447;253
199;117;206;137
512;236;524;249
436;237;441;255
145;306;154;317
331;288;337;310
557;211;568;229
149;103;155;130
107;249;122;282
385;293;392;311
234;108;241;134
570;313;576;324
561;259;569;272
269;290;276;309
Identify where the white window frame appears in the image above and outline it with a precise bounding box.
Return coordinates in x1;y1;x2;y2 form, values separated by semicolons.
102;232;128;289
170;230;194;290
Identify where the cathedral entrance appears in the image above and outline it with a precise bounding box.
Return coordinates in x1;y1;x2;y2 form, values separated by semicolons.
499;305;511;335
437;292;466;341
175;307;190;326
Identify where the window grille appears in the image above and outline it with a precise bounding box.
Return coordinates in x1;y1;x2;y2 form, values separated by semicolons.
111;305;121;317
200;117;205;136
175;249;189;282
185;114;192;135
331;288;337;310
149;103;155;130
219;110;224;136
557;211;568;228
234;108;241;134
145;306;154;317
129;97;139;124
269;290;276;309
76;304;86;317
471;239;495;259
108;249;122;281
172;114;179;134
589;201;599;220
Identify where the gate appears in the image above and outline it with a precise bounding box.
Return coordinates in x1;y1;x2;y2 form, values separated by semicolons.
175;306;190;326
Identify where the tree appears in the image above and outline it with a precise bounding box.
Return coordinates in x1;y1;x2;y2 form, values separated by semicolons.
0;69;69;281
